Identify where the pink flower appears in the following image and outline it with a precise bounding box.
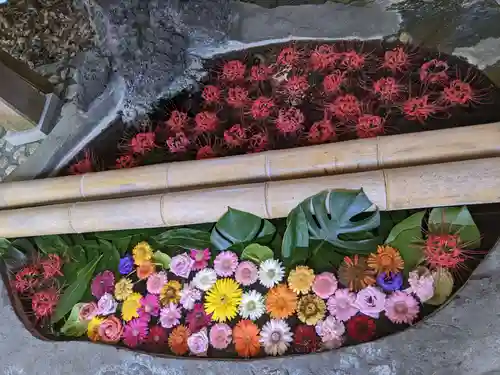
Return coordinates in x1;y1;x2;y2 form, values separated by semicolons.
78;302;98;321
213;251;238;277
188;328;209;356
384;291;420;324
180;284;201;310
91;270;115;299
312;272;338;299
327;289;359;321
405;268;434;302
209;323;232;349
355;286;386;319
170;253;195;279
159;302;182;328
234;261;258;286
190;248;211;270
146;272;168;294
315;315;345;343
96;293;118;316
186;303;212;333
139;294;160;319
123;318;149;348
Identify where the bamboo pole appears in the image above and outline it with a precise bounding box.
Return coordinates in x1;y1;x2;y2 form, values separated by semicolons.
0;122;499;210
1;157;500;238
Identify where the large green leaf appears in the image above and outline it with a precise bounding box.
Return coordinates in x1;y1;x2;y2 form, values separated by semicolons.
211;208;276;251
428;206;481;248
95;228;164;241
34;235;69;255
153;228;211;251
385;210;426;274
0;238;11;257
60;303;88;337
241;244;274;264
51;255;102;323
307;240;345;271
153;250;171;269
2;245;27;271
113;236;132;256
95;240;120;276
282;206;309;259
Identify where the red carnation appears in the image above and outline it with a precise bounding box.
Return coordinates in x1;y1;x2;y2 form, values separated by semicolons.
294;325;319;353
346;315;376;342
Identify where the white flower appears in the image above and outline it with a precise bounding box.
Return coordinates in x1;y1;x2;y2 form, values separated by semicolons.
191;268;217;291
180;284;201;310
258;259;284;288
259;319;293;356
239;290;265;320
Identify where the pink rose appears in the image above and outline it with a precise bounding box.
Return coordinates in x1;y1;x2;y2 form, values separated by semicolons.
209;323;232;349
79;302;98;321
312;272;338;299
355;286;386;319
170;253;195;279
98;316;123;343
187;328;209;356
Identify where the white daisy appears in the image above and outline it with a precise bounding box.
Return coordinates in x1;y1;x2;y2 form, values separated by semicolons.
258;259;284;288
259;319;293;356
239;290;265;320
179;284;201;310
191;268;217;291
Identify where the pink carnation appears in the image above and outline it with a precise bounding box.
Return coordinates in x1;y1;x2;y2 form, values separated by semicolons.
190;248;211;270
327;289;359;321
159;302;182;329
312;272;338;299
146;271;168;294
234;261;258;286
213;251;238;277
384;291;420;324
170;253;195;279
209;323;232;349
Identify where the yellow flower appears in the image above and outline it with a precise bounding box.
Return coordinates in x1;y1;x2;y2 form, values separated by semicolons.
297;294;326;325
114;278;133;301
133;241;153;266
204;278;242;322
121;292;142;321
160;280;181;305
287;266;315;294
87;316;104;341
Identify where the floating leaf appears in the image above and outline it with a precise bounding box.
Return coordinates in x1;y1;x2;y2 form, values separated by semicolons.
241;244;274;264
34;235;69;255
153;228;211;251
60;303;88;337
307;240;345;271
0;238;11;257
153;251;171;269
428;206;481;248
113;236;132;256
95;228;164;241
10;239;37;258
3;245;27;271
282;206;309;259
96;240;120;276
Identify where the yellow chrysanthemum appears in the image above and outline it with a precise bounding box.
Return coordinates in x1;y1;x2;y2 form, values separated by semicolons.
114;278;133;301
121;292;142;321
204;278;243;322
87;316;104;341
132;241;153;266
160;280;181;305
287;265;315;294
297;294;326;325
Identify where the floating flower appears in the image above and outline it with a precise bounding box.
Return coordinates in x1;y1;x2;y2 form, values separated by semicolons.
205;278;243;322
119;255;134;275
159;302;182;328
426;267;454;305
170;253;195;279
87;316;104;341
39;254;63;279
79;302;98;321
266;284;297;319
31;288;59;319
210;323;233;350
288;266;315;295
160;280;181;305
233;320;260;357
367;245;405;275
327;288;359;321
338;255;376;291
132;241;153;266
315;315;345;347
214;251;239;277
122;292;142;321
139;294;160;319
187;303;212;333
13;266;39;293
312;272;338;299
346;315;376;342
169;325;191;355
188;328;209;356
123;318;149;348
406;266;434;302
239;290;265;320
180;284;202;310
146;271;168;295
137;260;156;280
235;261;258;286
97;293;118;316
376;272;403;292
91;270;115;299
259;259;285;288
294;325;319;353
385;291;420;324
192;268;217;291
190;248;211;270
114;278;133;301
355;286;386;319
260;319;293;356
297;294;326;325
146;325;168;346
98;316;122;343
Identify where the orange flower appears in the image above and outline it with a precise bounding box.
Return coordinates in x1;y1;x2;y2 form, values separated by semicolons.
338;255;376;292
233;320;260;358
367;245;404;275
137;260;155;280
168;325;190;355
265;284;297;319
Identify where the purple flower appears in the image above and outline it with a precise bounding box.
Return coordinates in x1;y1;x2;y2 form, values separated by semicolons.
119;255;134;275
170;253;195;279
376;272;403;292
91;271;115;299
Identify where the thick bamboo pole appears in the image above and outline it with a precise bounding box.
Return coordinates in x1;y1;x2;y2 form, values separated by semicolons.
0;122;500;210
1;157;500;238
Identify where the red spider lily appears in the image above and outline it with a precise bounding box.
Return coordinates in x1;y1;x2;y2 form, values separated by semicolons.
440;78;490;107
196;145;216;160
323;70;345;94
275;107;305;135
250;64;272;82
130;132;156;155
328;94;362;121
250;97;275;120
340;50;366;71
307;118;336;144
195;135;221;160
248;128;269;153
294;325;320;353
223;124;248;148
166;132;191;154
32;288;59;320
13;266;40;293
420;59;449;85
356;114;385;138
166;110;189;133
115;154;137;169
373;77;403;102
346;315;376;342
202;85;222;105
402;95;440;123
68;149;94;175
39;254;63;279
194;111;219;133
221;60;246;81
283;75;310;104
226;87;249;108
276;46;301;66
309;44;338;71
381;47;410;73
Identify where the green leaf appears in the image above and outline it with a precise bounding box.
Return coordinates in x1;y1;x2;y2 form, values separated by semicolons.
153;250;171;269
211;208;276;251
307;240;345;271
34;235;69;255
11;239;37;257
282;206;309;259
428;206;481;248
3;245;27;271
60;303;88;337
96;240;120;275
51;255;102;323
0;238;11;257
69;234;86;245
385;211;426;274
241;244;274;264
81;240;100;262
113;237;132;256
153;228;211;251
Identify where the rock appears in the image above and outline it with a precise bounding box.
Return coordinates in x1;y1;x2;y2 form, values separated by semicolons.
4;165;17;176
0;157;8;169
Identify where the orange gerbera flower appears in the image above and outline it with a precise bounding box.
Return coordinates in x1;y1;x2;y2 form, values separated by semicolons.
137;260;156;280
233;320;260;358
367;245;404;275
168;325;190;355
265;284;297;319
338;255;376;292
